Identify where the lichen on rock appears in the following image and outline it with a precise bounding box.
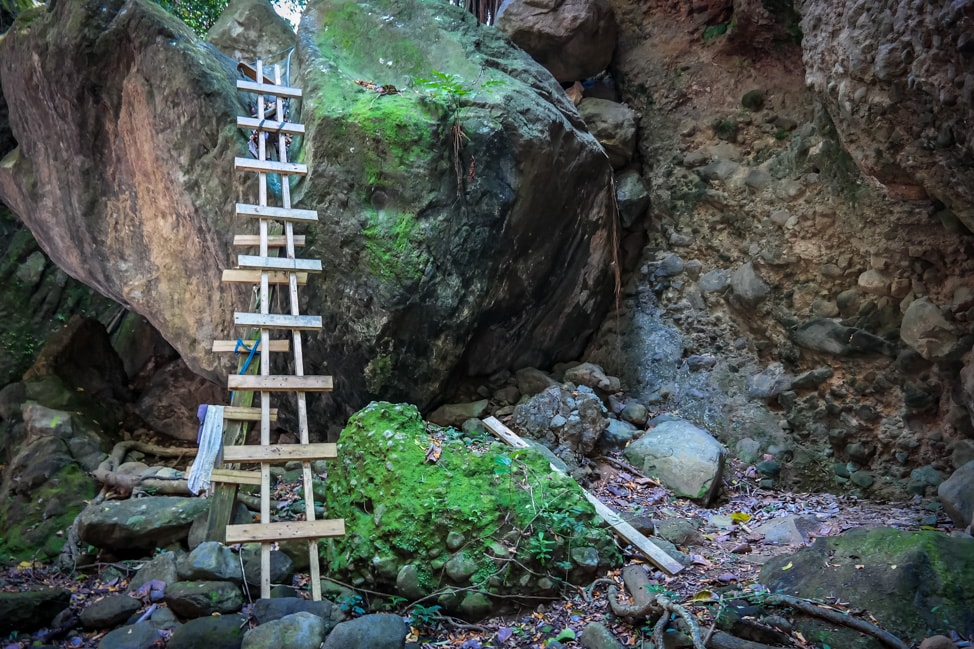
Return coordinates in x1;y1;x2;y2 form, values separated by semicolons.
322;401;622;617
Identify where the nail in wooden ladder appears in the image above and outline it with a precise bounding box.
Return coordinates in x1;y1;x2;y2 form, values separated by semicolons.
216;59;344;601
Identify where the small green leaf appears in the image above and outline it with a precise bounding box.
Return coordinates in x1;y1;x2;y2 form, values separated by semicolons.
554;629;576;642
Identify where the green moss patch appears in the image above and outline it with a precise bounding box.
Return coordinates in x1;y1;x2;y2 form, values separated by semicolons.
323;402;621;613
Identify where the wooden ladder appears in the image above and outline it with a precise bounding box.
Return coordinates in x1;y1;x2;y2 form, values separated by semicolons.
211;59;344;601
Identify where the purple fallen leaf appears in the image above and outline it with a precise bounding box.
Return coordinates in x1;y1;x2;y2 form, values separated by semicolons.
496;627;513;643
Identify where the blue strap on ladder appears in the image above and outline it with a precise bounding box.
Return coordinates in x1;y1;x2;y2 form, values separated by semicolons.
230;336;261;400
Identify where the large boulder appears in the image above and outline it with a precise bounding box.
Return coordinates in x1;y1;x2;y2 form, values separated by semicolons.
495;0;618;83
0;587;71;635
624;417;727;505
323;402;621;616
77;496;211;553
798;0;974;229
760;528;974;646
0;0;616;428
938;460;974;529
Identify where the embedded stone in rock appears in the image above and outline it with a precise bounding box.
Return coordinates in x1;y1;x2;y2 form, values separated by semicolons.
427;399;489;427
495;0;618;83
620;401;648;427
80;594;142;630
0;588;71;635
747;363;792;400
164;581;244;619
730;261;770;306
321;613;408;649
938;461;974;529
615;170;650;228
77;496;211;553
858;269;891;296
167;615;249;649
792;319;891;356
242;611;327;649
759;528;974;644
577;98;637;169
511;384;608;463
901;298;960;362
624;418;726;505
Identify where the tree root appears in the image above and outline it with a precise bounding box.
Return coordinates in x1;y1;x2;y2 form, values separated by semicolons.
91;440;197;496
768;594;909;649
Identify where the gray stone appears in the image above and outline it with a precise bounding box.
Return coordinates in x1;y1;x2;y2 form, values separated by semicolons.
580;621;625;649
654;518;702;546
619;402;648;426
577;98;637;169
78;497;210;553
952;440;974;470
495;0;618;83
445;551;479;583
242;546;294;588
615;170;650;228
493;384;521;406
206;0;296;63
656;253;685;278
80;594;142;630
167;615;248;649
730;262;770;306
901;298;960;361
179;541;243;583
129;551;179;593
252;598;332;625
699;159;740;182
741;89;766;110
599;419;637;452
858;269;891;296
458;591;494;620
938;461;974;529
396;564;429;600
322;613;408;649
792;366;833;389
624;419;726;505
747;362;792;400
562;362;621;392
243;611;327;649
97;621;162;649
699;269;730;293
164;581;244;619
755;516;815;545
851;470;875;488
736;437;762;464
0;588;71;635
428;400;489;427
512;384;609;463
792;319;890;356
514;367;560;397
745;168;773;190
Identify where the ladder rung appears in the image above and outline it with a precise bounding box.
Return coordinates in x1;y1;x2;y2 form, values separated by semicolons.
233;235;306;248
227;375;334;392
225;519;345;544
223;442;337;462
236;203;318;222
237;116;305;136
212;340;291;353
236;79;303;99
210;469;262;486
234;313;322;330
223;406;279;422
237;255;322;273
234;157;307;175
221;270;308;285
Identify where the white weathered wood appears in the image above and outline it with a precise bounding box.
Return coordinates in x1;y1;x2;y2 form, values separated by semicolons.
210;469;262;486
236;79;303;99
236;203;318;222
227;374;334;392
237;116;305;136
233;235;306;248
234;157;307;175
234;312;322;331
482;416;684;575
237;255;322;273
225;519;345;544
212;339;290;353
223;442;338;463
221;270;308;285
222;406;279;422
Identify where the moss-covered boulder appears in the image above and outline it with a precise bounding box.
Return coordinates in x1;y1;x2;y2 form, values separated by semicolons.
759;528;974;647
323;402;621;618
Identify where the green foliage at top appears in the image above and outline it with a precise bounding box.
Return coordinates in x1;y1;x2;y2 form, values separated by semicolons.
154;0;228;35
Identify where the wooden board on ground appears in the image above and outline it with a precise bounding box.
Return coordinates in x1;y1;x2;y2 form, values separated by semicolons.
482;416;684;576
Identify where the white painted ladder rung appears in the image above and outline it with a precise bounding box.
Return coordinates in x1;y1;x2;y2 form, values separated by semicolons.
237;255;322;273
236;203;318;223
226;519;345;545
234;157;307;175
234;312;322;330
222;270;308;285
223;442;337;462
236;79;303;99
227;375;334;392
237;116;305;136
212;340;291;353
233;235;306;247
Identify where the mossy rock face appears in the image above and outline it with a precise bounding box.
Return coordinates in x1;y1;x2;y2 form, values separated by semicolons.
323;402;621;616
759;527;974;645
